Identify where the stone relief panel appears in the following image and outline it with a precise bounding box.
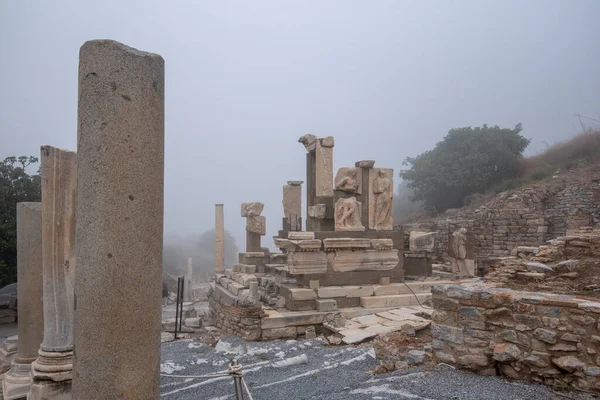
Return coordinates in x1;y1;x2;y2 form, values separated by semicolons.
409;231;436;252
334;167;362;194
448;228;475;277
334;197;365;232
241;202;264;217
246;215;266;235
368;168;393;230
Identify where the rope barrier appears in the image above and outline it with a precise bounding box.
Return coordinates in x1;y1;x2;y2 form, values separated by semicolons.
160;360;255;399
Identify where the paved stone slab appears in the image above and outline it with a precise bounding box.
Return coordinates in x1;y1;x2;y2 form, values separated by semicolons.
364;324;396;335
340;329;377;345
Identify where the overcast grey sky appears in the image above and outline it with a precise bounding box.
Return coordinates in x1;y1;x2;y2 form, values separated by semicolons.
1;0;599;255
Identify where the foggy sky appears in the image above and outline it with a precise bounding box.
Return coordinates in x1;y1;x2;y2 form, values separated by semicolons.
2;0;599;254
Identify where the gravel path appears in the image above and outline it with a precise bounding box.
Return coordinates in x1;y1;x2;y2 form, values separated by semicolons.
160;337;594;400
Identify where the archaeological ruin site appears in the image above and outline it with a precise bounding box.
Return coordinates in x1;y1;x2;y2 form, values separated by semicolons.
2;39;600;400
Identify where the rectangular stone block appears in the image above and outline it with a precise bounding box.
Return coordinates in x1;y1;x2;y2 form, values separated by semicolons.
360;293;431;308
318;286;352;298
323;238;371;250
287;251;327;275
262;327;297;341
279;286;317;301
373;283;403;296
346;285;374;298
316;299;338;312
409;231;436;251
288;232;315;240
295;239;322;251
285;299;316;311
240;264;256;274
331;249;399;272
246;215;266;235
308;204;326;219
371;238;394;250
241;202;264;217
309;280;320;290
227;282;246;296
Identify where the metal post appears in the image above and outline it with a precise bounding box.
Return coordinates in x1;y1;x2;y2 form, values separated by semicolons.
178;277;185;333
174;277;181;340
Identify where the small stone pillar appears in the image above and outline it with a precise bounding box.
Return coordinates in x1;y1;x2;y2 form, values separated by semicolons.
29;146;77;400
72;40;164;399
215;204;225;274
248;281;258;303
3;203;43;399
185;257;194;302
241;202;265;252
282;181;303;231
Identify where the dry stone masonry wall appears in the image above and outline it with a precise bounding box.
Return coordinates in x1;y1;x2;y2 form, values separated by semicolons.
432;283;600;393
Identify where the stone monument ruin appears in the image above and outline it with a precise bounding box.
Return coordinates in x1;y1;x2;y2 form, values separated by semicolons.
207;135;446;341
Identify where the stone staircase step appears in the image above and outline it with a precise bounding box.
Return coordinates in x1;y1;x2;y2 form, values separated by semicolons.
360;293;431;308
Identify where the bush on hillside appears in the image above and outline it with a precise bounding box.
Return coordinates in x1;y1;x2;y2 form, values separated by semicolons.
401;124;529;212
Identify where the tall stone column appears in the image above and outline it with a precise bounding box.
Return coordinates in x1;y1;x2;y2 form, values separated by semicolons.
215;204;225;274
29;146;77;400
185;257;194;302
72;40;164;399
3;203;43;399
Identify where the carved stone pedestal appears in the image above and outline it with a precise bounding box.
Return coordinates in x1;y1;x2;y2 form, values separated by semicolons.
2;361;32;399
29;350;72;400
28;380;72;400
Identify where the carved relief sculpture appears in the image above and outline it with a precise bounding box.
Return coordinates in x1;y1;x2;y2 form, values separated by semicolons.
334;197;365;231
372;169;393;230
450;228;474;278
334;167;361;193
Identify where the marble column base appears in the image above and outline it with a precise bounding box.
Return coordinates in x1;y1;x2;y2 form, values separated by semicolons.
28;350;72;399
30;350;72;382
2;360;32;400
28;380;71;400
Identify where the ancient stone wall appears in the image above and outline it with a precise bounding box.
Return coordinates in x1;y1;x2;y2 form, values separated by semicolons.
208;284;261;341
545;183;600;238
432;283;600;394
402;180;600;261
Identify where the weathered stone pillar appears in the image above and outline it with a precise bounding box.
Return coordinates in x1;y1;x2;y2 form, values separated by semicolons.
185;257;194;302
72;40;164;399
241;202;265;252
282;181;302;232
215;204;225;274
29;146;77;400
3;203;43;399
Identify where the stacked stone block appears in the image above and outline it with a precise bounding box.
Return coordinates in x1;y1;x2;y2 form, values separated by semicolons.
432;284;600;393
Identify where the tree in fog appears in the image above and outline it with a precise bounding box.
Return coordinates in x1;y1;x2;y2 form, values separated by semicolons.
401;124;529;212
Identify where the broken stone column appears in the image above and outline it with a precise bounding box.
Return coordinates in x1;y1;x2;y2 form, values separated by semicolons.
241;202;265;252
29;146;77;400
3;203;43;400
215;204;225;274
72;40;164;399
282;181;302;231
299;135;334;231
